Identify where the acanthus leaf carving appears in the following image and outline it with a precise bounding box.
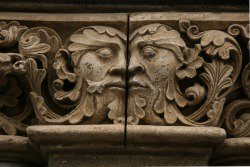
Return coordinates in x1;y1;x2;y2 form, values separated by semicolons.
0;21;27;48
224;23;250;137
0;19;248;136
0;22;63;135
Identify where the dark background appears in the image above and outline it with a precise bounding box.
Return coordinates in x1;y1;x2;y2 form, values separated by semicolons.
0;0;248;13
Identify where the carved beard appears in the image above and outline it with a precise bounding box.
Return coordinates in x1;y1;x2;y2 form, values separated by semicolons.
82;80;125;124
128;83;166;125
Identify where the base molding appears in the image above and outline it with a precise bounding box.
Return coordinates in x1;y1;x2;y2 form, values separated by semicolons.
212;137;250;165
0;135;41;167
26;125;226;166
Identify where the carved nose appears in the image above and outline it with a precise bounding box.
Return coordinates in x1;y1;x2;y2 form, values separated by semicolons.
108;65;126;75
128;58;145;74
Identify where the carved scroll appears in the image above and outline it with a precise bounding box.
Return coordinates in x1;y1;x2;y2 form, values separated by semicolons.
224;24;250;137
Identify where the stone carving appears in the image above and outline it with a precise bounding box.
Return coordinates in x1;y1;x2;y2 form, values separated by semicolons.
31;26;127;125
224;24;250;137
0;22;31;135
0;22;126;135
127;23;242;126
0;20;247;135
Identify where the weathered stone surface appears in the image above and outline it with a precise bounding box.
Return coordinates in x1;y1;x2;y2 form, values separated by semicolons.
49;154;210;166
27;125;124;166
27;125;226;166
0;11;249;166
0;135;40;166
212;137;250;165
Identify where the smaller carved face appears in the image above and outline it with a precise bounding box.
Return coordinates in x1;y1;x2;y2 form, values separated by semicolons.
68;27;126;90
129;24;185;91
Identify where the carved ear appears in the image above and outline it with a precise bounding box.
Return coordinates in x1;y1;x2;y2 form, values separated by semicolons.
53;49;76;83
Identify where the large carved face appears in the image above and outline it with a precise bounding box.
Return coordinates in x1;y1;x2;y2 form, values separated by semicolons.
128;24;186;125
53;26;127;124
69;27;126;85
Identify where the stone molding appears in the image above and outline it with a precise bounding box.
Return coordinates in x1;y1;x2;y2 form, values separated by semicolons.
27;125;226;166
0;135;41;166
0;0;248;13
212;137;250;165
0;12;249;166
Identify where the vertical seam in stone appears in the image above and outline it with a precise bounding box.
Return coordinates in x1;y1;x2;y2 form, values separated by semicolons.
124;13;130;149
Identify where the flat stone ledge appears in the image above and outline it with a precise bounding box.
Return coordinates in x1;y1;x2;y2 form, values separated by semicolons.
27;125;227;166
212;137;250;165
27;125;124;145
126;126;226;156
125;126;226;166
27;125;125;155
126;125;226;147
0;135;41;166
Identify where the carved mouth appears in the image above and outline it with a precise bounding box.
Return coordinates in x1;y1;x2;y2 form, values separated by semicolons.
106;81;125;89
129;80;147;88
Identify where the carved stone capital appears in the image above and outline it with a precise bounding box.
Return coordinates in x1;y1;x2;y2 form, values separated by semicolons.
0;11;249;166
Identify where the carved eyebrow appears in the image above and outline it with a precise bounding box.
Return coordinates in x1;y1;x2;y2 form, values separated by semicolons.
137;41;154;48
136;39;186;49
69;34;120;52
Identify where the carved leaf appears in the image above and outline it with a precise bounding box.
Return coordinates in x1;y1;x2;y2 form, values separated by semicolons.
54;87;80;101
166;75;187;108
108;99;119;120
0;53;23;75
134;96;146;119
164;103;178;124
0;21;27;47
187;27;241;61
83;94;96;117
225;99;250;137
154;92;167;114
86;79;104;94
30;92;63;124
27;59;46;92
54;74;82;101
176;44;203;79
68;99;87;124
201;60;233;99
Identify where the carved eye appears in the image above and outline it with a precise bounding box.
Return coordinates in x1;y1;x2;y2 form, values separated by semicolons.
142;46;157;58
97;48;113;59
